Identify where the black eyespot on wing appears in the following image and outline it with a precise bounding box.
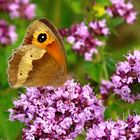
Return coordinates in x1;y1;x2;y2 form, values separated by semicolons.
37;33;47;43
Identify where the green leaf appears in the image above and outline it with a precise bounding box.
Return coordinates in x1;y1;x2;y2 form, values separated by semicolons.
64;0;82;14
104;95;140;120
65;44;77;64
105;57;116;76
75;134;85;140
0;89;23;140
96;0;110;6
108;17;124;29
84;62;103;82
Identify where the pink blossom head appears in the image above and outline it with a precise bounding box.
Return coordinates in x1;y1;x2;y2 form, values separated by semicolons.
112;50;140;103
9;79;105;139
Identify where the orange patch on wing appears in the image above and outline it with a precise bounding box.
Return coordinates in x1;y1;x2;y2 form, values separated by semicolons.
46;41;66;70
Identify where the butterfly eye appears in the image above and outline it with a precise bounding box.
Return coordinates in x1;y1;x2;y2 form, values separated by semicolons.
37;33;47;43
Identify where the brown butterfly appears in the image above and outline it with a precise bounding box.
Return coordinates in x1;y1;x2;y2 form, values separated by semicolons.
8;18;67;88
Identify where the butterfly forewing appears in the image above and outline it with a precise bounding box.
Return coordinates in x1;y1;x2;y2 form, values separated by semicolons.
8;19;67;88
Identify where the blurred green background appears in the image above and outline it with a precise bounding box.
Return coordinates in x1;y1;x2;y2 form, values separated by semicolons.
0;0;140;139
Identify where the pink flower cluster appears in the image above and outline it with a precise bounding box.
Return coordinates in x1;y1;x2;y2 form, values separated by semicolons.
67;22;105;61
89;19;110;36
100;80;113;95
60;20;109;61
100;51;140;103
9;79;105;140
9;0;36;20
0;0;36;20
86;115;140;140
107;0;137;24
0;19;17;45
112;50;140;103
0;0;36;46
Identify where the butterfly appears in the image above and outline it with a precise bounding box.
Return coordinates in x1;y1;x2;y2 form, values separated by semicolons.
8;18;67;88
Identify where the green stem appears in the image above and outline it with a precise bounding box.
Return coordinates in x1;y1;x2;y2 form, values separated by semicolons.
103;60;109;80
53;0;61;26
99;46;109;80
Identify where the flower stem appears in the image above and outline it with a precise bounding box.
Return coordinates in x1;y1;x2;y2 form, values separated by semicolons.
103;60;109;80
